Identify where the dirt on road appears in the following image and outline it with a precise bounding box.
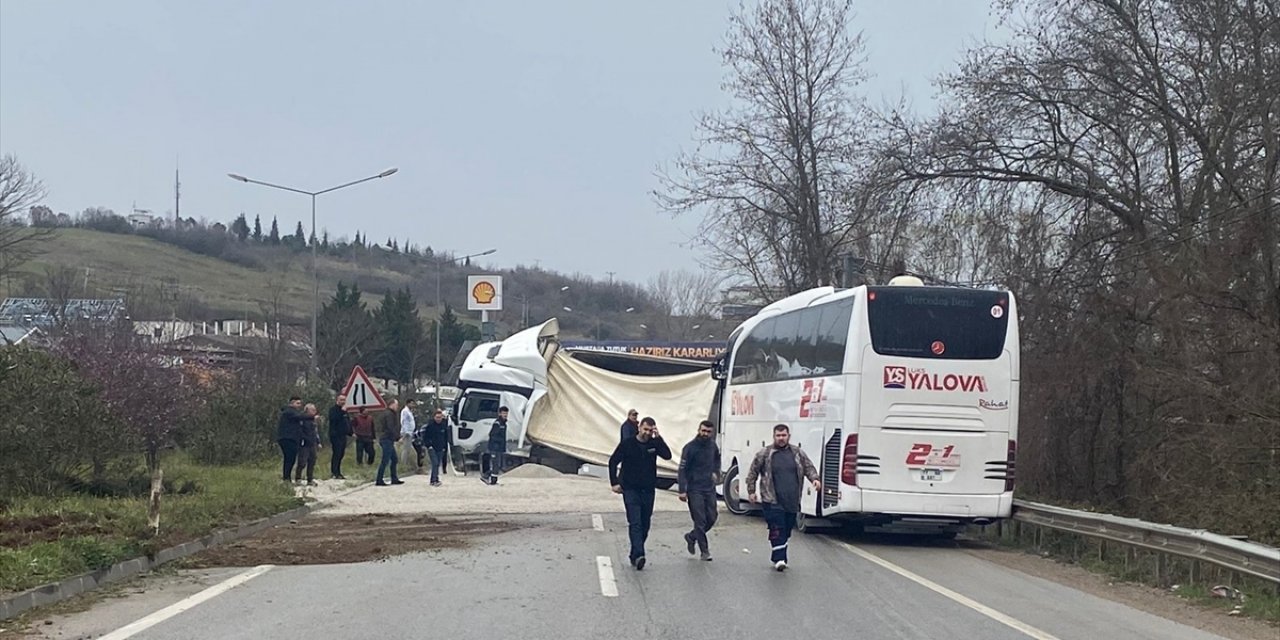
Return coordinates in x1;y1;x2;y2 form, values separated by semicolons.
180;513;520;568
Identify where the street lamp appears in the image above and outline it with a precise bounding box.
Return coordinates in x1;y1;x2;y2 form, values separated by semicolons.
228;167;398;376
436;248;497;384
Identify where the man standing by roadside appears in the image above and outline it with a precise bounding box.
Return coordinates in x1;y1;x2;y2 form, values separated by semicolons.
398;398;420;472
678;420;720;561
327;396;352;480
377;399;405;486
422;407;450;486
745;424;820;572
608;416;671;570
619;409;639;444
294;403;322;486
484;406;510;485
276;396;305;482
352;408;376;465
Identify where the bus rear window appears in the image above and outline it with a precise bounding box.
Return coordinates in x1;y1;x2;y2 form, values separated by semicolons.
867;287;1009;360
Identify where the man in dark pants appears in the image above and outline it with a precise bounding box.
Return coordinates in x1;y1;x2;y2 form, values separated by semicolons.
352;408;376;465
484;406;510;485
276;396;305;482
608;416;672;570
422;408;450;486
376;399;405;486
678;420;721;561
745;424;820;572
295;403;322;486
327;396;352;479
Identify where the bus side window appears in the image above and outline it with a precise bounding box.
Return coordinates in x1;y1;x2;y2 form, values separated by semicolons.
792;307;821;378
815;299;852;375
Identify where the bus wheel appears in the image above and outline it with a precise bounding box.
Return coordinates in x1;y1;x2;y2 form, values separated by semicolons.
796;511;814;534
723;465;748;515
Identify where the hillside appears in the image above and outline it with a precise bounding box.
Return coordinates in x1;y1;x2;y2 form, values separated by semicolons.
4;228;683;339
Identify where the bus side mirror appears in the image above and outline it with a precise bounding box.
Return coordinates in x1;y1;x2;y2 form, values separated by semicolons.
710;355;728;381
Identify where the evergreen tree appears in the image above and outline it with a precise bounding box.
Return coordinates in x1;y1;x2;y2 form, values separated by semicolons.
371;288;427;384
252;215;263;242
230;214;250;241
293;221;305;243
268;217;280;245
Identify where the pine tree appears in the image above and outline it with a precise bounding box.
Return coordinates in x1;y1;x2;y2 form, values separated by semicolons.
252;215;263;242
293;221;305;243
268;217;281;245
230;214;250;241
321;230;330;249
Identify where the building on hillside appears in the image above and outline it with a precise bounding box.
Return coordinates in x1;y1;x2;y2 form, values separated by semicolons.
165;333;310;381
133;319;273;343
0;298;126;328
127;212;157;228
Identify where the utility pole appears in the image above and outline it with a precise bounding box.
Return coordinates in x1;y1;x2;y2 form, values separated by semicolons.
174;166;181;227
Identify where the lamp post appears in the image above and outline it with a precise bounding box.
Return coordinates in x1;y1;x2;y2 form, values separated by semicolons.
228;167;398;376
435;248;497;384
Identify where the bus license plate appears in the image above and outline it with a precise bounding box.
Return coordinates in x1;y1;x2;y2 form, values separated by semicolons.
921;469;943;482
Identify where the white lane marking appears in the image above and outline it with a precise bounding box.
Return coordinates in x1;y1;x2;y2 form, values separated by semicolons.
595;556;619;597
841;543;1060;640
591;513;604;531
98;565;274;640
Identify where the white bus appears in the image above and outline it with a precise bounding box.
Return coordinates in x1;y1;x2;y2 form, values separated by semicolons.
713;277;1019;535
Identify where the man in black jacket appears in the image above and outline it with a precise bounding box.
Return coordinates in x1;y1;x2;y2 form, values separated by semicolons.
276;397;305;482
327;397;352;480
678;420;721;561
422;408;450;487
608;416;672;570
484;407;510;485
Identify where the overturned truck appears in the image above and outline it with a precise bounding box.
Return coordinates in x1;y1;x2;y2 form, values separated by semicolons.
448;320;719;487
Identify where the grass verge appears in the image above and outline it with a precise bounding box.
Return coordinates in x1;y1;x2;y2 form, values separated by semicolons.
971;521;1280;624
0;453;301;595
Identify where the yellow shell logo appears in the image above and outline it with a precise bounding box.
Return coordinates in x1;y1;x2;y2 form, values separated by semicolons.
471;281;497;305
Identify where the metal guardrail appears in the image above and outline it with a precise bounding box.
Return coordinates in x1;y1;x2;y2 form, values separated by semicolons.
1011;500;1280;584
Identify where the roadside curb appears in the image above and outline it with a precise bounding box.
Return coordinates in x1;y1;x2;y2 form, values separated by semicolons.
0;480;371;622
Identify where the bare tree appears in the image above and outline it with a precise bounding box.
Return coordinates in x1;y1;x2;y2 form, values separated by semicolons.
43;265;79;327
0;155;53;283
646;269;725;318
884;0;1280;539
656;0;906;298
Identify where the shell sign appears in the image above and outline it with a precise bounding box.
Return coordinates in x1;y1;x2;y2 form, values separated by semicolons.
467;275;503;311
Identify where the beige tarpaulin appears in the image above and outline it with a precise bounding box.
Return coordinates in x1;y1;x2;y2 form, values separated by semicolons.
526;352;718;474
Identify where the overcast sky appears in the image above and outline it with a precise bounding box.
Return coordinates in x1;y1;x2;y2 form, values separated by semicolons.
0;0;999;285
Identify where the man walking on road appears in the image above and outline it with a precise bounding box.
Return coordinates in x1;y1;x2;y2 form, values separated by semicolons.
745;424;820;572
678;420;720;561
422;408;450;486
327;396;352;480
276;396;305;482
377;399;405;486
484;406;510;485
608;416;672;570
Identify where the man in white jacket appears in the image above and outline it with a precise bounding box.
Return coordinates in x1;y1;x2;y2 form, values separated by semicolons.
398;399;420;472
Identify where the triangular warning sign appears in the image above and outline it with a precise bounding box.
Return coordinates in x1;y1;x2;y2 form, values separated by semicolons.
339;365;387;411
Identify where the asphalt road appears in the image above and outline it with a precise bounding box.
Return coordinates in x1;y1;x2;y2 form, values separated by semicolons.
50;510;1235;640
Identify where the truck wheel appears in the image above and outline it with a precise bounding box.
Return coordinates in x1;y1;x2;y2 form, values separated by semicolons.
723;464;748;515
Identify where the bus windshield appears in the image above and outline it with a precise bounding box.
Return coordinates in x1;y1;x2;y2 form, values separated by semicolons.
867;286;1009;360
